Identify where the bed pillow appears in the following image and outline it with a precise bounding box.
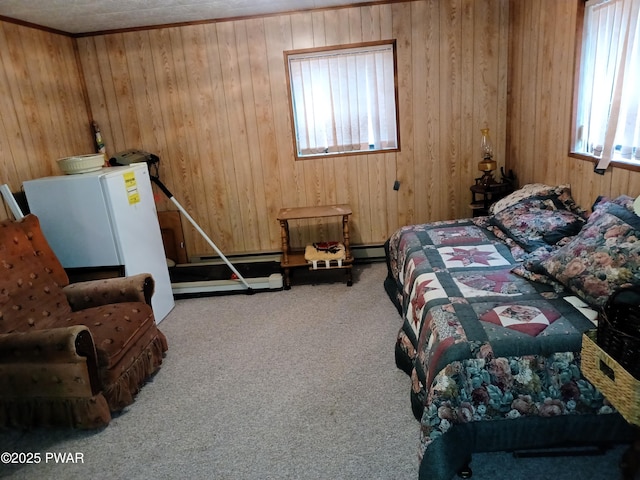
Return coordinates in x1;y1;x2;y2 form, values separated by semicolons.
510;246;567;292
533;201;640;307
591;194;636;213
490;196;586;252
489;183;586;216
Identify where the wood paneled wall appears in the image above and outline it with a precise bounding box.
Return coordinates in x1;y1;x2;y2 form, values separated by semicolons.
0;22;94;219
507;0;640;209
72;0;508;257
2;0;638;259
0;1;508;257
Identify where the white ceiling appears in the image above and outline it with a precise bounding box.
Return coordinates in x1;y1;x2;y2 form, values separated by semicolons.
0;0;377;35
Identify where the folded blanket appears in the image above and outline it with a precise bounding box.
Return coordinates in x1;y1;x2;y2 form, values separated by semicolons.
305;242;345;269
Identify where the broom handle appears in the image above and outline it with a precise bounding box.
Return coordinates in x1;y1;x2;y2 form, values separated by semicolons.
151;176;254;292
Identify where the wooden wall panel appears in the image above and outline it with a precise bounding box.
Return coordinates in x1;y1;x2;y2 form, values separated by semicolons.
1;1;509;258
506;0;640;210
73;0;510;257
0;22;93;217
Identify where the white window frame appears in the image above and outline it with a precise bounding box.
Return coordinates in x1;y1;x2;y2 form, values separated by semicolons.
572;0;640;168
284;40;400;160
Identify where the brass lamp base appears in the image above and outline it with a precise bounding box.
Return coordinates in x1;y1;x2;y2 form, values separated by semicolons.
478;158;497;172
478;159;497;186
478;171;496;186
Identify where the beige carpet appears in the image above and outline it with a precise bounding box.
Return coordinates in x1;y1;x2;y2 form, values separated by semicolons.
0;262;631;479
1;263;419;479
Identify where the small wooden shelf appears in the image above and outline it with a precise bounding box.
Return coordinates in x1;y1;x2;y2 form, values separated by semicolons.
469;180;514;216
277;204;353;289
282;250;311;268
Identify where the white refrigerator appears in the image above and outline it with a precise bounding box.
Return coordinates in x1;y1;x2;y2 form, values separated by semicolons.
23;163;174;323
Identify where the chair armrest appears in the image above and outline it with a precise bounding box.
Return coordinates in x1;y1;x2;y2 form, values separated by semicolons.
0;326;101;396
62;273;155;310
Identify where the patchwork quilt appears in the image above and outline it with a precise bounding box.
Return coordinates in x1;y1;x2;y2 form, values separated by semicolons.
384;214;633;479
387;218;597;375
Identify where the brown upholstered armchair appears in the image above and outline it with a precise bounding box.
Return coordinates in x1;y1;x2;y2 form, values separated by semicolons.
0;214;168;429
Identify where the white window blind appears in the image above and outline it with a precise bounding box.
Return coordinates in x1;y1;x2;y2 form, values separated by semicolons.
575;0;640;163
287;42;398;158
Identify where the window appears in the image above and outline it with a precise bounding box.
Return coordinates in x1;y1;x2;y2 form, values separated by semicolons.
285;41;399;159
573;0;640;165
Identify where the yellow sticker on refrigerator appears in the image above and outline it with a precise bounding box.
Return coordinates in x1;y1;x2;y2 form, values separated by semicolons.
123;172;140;205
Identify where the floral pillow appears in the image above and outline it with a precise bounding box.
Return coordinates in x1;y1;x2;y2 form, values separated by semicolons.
489;183;586;216
532;202;640;307
591;194;636;213
510;246;567;292
490;196;586;252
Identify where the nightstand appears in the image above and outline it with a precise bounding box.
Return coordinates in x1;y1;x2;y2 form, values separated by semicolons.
469;179;514;216
277;204;353;289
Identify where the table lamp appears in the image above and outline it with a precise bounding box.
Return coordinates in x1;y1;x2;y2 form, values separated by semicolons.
478;128;497;185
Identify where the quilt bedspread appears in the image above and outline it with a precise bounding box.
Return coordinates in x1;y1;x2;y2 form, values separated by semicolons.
384;218;624;421
387;217;598;375
384;196;637;479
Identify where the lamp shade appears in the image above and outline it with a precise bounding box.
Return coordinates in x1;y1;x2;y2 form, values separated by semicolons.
480;128;493;160
477;128;497;185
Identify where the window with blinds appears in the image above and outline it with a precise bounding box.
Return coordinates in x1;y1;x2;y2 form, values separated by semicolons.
285;41;399;159
573;0;640;165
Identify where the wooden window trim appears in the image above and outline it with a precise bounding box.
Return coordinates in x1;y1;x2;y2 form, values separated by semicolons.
284;39;401;161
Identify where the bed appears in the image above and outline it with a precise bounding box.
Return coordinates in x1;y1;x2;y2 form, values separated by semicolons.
383;184;637;480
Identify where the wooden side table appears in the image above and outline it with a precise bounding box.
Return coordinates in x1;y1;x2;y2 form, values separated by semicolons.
277;204;353;289
469;180;514;216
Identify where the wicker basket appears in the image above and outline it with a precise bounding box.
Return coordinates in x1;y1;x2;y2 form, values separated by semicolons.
597;287;640;379
57;154;105;174
581;330;640;426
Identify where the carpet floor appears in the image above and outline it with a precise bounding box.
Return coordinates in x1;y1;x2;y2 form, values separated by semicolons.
0;262;633;479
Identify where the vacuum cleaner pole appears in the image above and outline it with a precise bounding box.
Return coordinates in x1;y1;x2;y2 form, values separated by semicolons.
150;175;254;294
